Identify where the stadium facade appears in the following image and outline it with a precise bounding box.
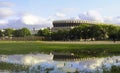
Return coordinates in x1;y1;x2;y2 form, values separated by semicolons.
52;20;105;32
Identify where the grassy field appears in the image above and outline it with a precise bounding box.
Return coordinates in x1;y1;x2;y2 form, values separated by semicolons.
0;62;29;72
0;41;120;57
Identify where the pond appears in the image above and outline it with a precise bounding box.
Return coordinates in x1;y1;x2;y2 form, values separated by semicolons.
0;54;120;73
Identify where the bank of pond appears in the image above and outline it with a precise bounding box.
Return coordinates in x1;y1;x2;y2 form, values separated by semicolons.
0;54;120;73
0;41;120;57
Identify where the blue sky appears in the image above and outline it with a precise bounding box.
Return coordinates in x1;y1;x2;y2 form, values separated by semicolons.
4;0;120;16
0;0;120;29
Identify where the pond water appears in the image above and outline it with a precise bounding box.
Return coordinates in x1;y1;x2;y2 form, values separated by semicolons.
0;54;120;73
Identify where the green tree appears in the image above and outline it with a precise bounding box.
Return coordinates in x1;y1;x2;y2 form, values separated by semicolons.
37;29;44;36
117;28;120;40
89;25;107;40
13;28;31;37
108;25;119;42
37;29;50;36
0;30;3;37
4;28;14;37
80;24;90;41
51;30;69;41
13;29;21;37
69;26;82;40
37;28;50;40
62;30;69;40
100;25;109;39
42;29;50;37
20;28;31;37
69;28;77;40
51;30;63;40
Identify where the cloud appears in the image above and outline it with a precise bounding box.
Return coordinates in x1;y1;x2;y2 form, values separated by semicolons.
78;10;104;22
0;13;53;29
0;7;14;19
55;12;66;18
69;10;120;25
0;1;52;29
0;20;8;25
104;16;120;24
20;13;51;26
21;13;42;25
77;10;120;25
0;1;14;7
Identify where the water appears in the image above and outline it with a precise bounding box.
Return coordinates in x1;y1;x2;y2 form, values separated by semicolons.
0;54;120;73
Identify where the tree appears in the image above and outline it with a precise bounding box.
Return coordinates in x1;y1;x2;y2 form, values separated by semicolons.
89;24;108;40
13;29;21;37
20;28;31;37
117;28;120;40
62;30;69;40
4;28;14;37
13;28;31;37
69;26;82;40
51;30;63;40
108;25;118;42
51;29;69;41
69;28;77;40
37;28;50;40
0;30;3;37
37;29;44;36
100;25;109;40
80;24;90;41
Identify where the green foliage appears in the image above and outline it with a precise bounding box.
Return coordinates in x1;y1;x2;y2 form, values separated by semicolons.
37;28;50;40
4;28;14;37
80;24;90;40
111;65;120;73
13;28;31;37
13;29;21;37
69;26;82;40
50;24;120;41
0;30;3;37
103;65;120;73
1;28;31;37
37;29;50;36
1;23;120;42
51;30;69;40
37;29;44;36
107;25;119;42
0;62;29;71
20;28;31;37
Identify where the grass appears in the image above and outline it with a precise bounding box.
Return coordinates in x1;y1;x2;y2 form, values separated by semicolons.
0;41;120;57
0;62;29;72
103;65;120;73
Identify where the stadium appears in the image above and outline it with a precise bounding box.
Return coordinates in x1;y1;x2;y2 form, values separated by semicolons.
52;20;105;32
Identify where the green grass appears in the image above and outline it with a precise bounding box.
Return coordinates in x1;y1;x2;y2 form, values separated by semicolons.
0;62;29;72
103;65;120;73
0;41;120;57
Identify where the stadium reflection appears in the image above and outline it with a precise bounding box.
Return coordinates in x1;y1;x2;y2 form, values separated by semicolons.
0;54;120;73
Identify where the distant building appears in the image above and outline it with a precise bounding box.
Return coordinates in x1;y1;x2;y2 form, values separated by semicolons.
52;20;115;32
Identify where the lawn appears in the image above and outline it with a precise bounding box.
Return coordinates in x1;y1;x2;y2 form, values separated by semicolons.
0;41;120;57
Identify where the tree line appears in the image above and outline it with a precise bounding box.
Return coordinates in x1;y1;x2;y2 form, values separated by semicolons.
0;28;31;38
37;24;120;42
0;24;120;42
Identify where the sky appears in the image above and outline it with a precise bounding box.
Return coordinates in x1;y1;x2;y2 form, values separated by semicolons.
0;0;120;29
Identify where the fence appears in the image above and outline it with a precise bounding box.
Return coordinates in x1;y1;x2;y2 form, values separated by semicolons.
0;36;44;41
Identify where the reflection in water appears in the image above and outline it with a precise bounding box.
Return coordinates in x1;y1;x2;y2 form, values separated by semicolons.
0;54;53;65
0;54;120;73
